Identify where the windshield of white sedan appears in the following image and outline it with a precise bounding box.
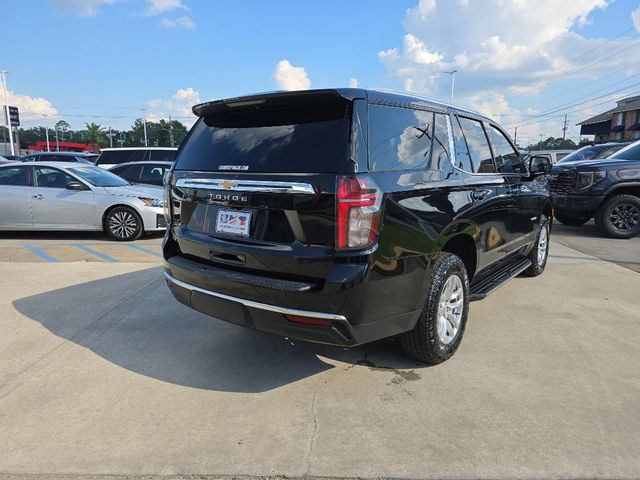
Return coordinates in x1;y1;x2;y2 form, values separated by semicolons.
67;166;130;187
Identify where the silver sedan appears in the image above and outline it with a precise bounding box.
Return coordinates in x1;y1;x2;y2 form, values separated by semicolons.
0;161;166;241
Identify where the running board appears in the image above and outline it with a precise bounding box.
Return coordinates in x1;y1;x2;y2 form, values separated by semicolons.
469;257;532;302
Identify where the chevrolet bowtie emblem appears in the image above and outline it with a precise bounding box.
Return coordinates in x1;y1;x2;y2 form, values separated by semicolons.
219;180;237;190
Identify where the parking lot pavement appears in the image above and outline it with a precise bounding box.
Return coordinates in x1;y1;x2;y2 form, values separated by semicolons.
552;220;640;273
1;242;640;479
0;232;164;263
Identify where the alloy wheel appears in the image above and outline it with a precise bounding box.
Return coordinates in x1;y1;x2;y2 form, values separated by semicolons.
109;210;138;239
537;223;548;266
436;275;464;345
610;203;640;232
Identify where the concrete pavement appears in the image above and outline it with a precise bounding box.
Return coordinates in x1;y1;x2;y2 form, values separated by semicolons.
1;242;639;479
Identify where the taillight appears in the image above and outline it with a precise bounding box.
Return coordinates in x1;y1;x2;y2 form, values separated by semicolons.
336;175;382;250
163;171;172;222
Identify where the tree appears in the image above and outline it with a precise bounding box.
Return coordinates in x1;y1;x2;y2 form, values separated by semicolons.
525;136;577;151
54;120;70;141
85;122;106;152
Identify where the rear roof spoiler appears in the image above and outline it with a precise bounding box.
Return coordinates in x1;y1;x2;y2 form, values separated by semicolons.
192;88;366;117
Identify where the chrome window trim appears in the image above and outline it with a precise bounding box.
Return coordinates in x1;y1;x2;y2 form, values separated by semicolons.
175;178;316;194
165;272;347;321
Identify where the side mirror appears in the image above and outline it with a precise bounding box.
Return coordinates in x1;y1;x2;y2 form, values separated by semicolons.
66;181;86;191
528;155;552;176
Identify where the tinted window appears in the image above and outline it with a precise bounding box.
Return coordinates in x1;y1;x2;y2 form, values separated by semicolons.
175;100;350;173
559;146;601;162
431;113;451;170
451;116;474;172
485;125;526;174
113;164;143;180
97;150;148;165
35;167;77;188
150;150;176;161
140;164;167;184
40;154;78;163
369;105;434;171
0;166;29;186
555;152;570;161
457;117;496;173
610;142;640;160
67;165;129;187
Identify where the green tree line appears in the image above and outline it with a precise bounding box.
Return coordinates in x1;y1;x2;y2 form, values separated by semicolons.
524;136;592;151
2;118;189;152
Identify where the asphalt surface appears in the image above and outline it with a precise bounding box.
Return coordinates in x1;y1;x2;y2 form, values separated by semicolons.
1;233;640;479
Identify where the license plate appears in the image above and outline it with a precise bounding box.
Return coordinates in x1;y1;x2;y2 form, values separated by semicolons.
215;209;252;236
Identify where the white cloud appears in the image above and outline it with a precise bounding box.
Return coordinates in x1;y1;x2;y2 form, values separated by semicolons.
144;0;187;16
274;60;311;91
348;78;359;88
632;5;640;32
378;0;634;141
3;90;58;124
146;87;200;126
50;0;116;17
160;16;196;28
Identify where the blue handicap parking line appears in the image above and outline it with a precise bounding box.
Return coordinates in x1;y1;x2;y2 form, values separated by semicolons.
127;244;163;258
22;244;60;263
72;244;118;262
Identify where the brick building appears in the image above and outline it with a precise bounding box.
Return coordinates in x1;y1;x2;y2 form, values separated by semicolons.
577;95;640;142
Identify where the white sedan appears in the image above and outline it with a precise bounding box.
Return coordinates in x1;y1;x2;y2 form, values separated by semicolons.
0;161;166;241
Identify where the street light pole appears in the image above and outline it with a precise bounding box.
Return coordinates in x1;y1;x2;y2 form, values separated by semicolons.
43;114;50;152
1;70;15;156
143;115;148;146
444;70;457;104
168;114;175;147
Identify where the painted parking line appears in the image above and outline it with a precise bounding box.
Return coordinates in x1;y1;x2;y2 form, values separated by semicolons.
72;244;118;263
22;244;60;263
127;244;163;258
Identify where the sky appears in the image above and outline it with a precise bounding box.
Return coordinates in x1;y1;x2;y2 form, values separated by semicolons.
3;0;640;146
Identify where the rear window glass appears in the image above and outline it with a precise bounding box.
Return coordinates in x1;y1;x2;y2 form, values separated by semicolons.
369;105;434;171
97;150;148;165
174;100;351;173
0;166;29;186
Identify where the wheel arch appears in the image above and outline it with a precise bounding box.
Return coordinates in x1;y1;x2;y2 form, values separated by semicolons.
101;203;143;232
434;222;479;281
602;183;640;201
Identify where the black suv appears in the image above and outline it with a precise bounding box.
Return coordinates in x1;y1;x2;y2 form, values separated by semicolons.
550;140;640;238
162;89;552;364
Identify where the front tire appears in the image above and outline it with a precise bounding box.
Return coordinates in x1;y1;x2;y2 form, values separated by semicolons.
400;253;470;365
523;216;549;277
105;206;143;241
594;194;640;239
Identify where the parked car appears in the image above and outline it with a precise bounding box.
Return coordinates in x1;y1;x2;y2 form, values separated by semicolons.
0;161;166;241
1;155;21;161
0;155;12;164
109;161;172;187
96;147;177;169
550;139;640;238
525;149;574;164
556;142;627;164
162;88;552;364
19;151;95;164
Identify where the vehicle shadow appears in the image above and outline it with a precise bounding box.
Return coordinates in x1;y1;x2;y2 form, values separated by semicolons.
12;266;426;393
0;231;165;242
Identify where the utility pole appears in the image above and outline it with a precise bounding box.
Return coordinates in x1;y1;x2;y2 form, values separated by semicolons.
562;114;568;141
168;114;175;147
444;70;457;103
143;115;148;146
55;125;59;151
514;126;518;145
108;126;113;148
1;70;15;155
43;115;50;152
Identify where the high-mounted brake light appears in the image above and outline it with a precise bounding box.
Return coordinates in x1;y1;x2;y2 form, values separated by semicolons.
336;176;382;250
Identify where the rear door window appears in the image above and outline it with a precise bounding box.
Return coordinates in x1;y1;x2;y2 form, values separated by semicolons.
369;105;434;171
150;150;176;161
174;100;351;173
0;166;30;185
98;150;147;165
456;117;496;173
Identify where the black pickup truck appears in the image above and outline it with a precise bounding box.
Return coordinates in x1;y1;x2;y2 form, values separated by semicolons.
549;140;640;238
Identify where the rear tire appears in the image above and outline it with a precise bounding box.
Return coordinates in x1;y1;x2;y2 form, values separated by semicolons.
554;211;589;226
104;206;143;241
594;194;640;239
400;253;469;364
523;216;549;277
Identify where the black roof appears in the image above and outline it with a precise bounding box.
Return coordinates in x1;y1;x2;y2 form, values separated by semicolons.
193;88;493;124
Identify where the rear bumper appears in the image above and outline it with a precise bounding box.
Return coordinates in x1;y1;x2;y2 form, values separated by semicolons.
163;254;423;347
551;193;604;213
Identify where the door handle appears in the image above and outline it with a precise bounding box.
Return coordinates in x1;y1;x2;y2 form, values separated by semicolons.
31;194;43;200
472;189;491;200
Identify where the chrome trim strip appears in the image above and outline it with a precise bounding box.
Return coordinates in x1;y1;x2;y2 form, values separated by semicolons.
175;178;316;194
164;272;347;321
